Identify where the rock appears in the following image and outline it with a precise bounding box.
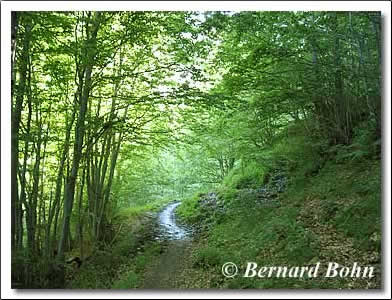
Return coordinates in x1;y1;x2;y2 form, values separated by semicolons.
198;192;220;210
233;169;287;207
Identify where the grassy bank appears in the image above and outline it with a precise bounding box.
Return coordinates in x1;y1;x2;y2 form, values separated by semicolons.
177;125;381;289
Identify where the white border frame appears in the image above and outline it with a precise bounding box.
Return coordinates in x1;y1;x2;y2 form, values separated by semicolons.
1;1;391;299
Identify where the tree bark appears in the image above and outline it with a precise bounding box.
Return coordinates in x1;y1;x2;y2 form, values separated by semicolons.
12;14;32;251
45;103;76;256
57;12;101;261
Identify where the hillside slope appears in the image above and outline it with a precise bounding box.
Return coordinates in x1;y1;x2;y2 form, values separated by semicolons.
177;127;382;289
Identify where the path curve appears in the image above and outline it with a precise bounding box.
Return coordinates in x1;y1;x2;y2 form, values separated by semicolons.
142;202;192;288
157;202;191;240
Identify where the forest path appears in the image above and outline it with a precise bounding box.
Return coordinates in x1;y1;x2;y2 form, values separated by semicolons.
141;202;193;288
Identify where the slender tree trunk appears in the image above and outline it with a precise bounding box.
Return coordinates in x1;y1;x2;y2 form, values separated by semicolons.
26;105;43;257
77;167;87;259
17;54;33;251
102;132;124;215
12;14;32;251
370;13;382;138
11;12;19;98
57;12;101;261
45;104;76;256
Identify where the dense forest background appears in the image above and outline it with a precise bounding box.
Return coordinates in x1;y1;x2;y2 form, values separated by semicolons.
10;11;382;289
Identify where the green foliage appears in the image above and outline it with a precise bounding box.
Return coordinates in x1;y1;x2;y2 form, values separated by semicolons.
222;161;267;189
265;215;319;265
112;235;138;258
111;242;163;289
194;246;223;269
210;11;381;145
71;205;164;289
11;9;382;289
113;147;216;211
112;271;139;289
11;253;63;289
68;256;118;289
333;163;381;250
335;197;381;250
217;187;238;205
135;255;147;272
181;122;381;289
176;194;202;223
113;197;172;221
331;121;381;163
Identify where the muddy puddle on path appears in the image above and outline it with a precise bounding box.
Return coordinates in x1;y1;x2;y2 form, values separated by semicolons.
142;202;193;289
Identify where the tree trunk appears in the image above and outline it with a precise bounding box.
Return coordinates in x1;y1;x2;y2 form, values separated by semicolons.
11;14;32;251
57;12;101;261
11;12;19;98
17;54;33;251
26;104;43;257
45;104;76;257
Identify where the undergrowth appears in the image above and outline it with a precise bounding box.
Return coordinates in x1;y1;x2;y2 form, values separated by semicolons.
67;197;172;288
177;121;381;289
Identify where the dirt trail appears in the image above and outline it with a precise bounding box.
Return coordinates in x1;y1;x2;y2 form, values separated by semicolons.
141;202;193;289
142;240;192;288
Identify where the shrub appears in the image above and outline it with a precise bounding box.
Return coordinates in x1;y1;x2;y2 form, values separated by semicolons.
177;194;202;224
223;160;267;189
